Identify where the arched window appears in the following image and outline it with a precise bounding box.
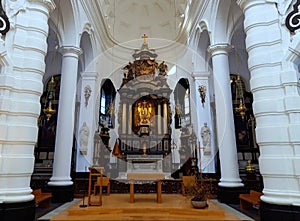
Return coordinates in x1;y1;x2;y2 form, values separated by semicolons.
174;78;190;127
99;79;116;128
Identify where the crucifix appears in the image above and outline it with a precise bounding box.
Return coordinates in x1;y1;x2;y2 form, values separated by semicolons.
142;34;148;45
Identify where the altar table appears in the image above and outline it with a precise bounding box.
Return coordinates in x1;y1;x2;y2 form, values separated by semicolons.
126;173;165;203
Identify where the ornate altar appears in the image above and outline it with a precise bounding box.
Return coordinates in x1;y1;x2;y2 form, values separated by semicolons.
117;36;172;175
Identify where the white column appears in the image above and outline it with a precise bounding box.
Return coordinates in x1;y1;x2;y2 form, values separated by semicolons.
157;104;162;134
238;0;300;205
48;46;82;186
76;72;97;172
0;0;55;204
163;102;168;134
122;103;127;134
208;44;243;187
128;104;132;135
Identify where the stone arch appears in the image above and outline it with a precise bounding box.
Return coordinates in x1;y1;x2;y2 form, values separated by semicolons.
80;31;94;71
54;0;77;46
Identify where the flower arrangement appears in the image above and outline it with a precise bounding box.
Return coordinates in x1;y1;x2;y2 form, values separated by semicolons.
185;175;209;208
186;178;208;201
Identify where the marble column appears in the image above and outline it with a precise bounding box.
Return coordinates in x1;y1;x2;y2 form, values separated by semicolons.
208;43;244;203
238;0;300;219
0;1;55;220
48;46;82;202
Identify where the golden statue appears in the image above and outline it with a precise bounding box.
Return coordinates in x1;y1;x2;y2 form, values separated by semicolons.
137;101;152;125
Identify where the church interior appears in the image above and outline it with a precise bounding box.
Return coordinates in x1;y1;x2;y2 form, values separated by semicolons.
0;0;300;221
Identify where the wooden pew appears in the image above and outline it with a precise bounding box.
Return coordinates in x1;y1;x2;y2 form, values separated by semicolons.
239;190;262;210
32;188;52;208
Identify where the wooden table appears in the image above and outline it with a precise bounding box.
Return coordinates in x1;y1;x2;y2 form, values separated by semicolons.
127;173;165;204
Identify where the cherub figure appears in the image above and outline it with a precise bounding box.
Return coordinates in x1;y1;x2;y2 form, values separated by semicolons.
158;61;168;76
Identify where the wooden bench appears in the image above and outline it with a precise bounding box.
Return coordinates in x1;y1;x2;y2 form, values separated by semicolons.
32;188;52;208
239;190;262;210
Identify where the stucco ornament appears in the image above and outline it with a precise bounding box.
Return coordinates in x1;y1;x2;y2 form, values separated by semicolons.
84;85;92;107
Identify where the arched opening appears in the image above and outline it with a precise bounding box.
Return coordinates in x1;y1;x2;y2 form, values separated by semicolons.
99;79;116;129
174;78;190;128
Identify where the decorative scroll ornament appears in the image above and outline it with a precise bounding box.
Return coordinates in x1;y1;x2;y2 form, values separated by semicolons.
0;0;10;35
198;85;206;107
84;85;92;107
286;0;300;33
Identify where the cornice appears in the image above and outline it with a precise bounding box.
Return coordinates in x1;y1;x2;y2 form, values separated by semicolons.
28;0;56;12
81;72;98;79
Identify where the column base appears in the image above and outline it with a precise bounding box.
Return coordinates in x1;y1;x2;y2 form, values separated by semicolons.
260;201;300;221
217;186;246;204
0;200;35;221
46;184;74;203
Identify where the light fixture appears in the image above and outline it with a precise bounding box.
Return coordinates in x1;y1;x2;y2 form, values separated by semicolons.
43;45;58;120
235;98;247;120
234;75;247;120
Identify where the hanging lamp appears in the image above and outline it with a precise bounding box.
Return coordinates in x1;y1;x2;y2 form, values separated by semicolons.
43;42;58;121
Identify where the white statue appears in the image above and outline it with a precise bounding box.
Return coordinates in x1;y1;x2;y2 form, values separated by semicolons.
79;122;90;155
201;122;211;155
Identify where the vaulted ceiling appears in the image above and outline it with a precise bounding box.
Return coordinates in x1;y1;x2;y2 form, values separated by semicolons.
97;0;189;43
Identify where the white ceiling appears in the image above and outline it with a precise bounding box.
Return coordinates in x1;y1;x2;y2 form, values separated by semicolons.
98;0;189;43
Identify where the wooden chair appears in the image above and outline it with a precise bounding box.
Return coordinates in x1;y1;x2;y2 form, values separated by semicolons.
94;176;110;196
181;176;196;196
